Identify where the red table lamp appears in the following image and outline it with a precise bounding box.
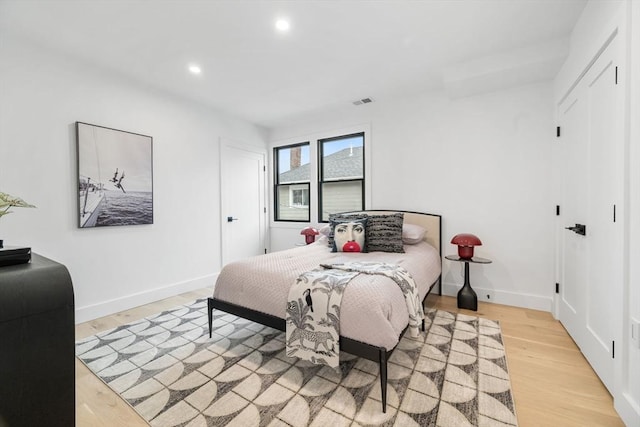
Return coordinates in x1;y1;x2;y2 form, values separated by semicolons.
451;233;482;259
300;227;320;244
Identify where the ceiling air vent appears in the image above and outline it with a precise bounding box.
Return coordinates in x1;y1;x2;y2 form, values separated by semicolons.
352;97;374;106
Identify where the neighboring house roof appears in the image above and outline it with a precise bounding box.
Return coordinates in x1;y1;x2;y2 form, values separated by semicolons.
279;147;363;183
280;163;310;183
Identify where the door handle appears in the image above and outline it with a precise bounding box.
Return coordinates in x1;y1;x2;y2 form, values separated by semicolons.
565;223;586;236
227;216;238;222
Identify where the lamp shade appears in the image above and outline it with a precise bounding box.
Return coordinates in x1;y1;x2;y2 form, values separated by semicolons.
451;233;482;259
300;227;320;244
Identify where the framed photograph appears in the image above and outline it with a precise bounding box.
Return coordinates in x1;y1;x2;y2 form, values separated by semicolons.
76;122;153;228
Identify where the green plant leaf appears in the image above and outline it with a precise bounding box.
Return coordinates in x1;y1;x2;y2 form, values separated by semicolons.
0;192;36;209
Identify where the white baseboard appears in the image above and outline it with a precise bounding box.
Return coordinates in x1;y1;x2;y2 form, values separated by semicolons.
616;391;640;427
75;273;218;324
77;277;553;323
440;281;553;312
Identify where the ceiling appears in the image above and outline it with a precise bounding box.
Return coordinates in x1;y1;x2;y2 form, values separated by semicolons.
0;0;587;128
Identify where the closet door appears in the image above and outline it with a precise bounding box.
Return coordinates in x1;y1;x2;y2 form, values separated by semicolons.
558;91;588;348
558;37;621;393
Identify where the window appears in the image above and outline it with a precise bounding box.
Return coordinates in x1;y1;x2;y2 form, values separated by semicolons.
274;143;310;221
319;133;365;221
290;185;309;207
272;131;366;223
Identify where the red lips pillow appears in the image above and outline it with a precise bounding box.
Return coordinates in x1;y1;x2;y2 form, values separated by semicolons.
330;218;367;253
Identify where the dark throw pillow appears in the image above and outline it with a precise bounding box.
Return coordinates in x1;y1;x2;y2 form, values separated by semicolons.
366;212;404;253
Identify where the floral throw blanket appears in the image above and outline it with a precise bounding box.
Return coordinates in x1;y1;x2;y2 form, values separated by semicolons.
286;268;357;368
286;262;423;368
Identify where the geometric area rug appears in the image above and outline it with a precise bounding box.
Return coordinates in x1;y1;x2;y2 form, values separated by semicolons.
76;299;518;426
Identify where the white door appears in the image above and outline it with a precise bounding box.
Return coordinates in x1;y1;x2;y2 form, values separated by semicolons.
558;38;621;392
220;142;267;266
558;91;588;347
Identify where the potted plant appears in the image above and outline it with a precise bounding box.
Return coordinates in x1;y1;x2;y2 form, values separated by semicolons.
0;191;36;248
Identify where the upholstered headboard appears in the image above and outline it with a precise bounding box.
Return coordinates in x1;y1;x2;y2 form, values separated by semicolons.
348;210;442;255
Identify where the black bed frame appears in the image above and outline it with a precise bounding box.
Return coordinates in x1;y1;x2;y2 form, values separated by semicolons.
206;210;442;413
207;279;439;413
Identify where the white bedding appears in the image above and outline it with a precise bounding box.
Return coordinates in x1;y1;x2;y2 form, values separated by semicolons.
212;239;441;350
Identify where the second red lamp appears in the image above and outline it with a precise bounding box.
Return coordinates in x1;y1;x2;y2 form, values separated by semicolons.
451;233;482;259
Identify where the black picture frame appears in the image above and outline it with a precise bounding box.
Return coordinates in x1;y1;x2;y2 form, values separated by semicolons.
76;122;153;228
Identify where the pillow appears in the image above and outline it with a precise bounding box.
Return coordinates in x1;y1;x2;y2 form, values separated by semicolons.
318;224;331;237
402;223;427;244
330;218;368;253
366;212;404;253
327;212;369;248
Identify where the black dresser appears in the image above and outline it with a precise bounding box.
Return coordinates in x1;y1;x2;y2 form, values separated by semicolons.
0;253;75;427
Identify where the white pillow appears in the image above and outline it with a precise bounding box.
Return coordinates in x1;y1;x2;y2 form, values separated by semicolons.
315;234;328;244
319;225;331;237
402;223;427;244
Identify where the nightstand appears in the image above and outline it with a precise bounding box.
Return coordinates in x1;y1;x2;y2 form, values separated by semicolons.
445;255;492;311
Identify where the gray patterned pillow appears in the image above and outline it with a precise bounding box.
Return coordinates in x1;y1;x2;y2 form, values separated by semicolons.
330;218;368;253
327;212;369;248
366;212;405;253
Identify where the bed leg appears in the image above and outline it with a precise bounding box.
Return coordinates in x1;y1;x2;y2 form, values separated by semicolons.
379;348;387;413
207;297;213;338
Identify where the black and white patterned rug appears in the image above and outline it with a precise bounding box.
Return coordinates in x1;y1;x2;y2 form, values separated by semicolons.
76;299;518;426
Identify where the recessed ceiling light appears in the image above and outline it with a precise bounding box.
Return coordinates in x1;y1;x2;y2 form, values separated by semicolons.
275;18;290;32
188;64;202;75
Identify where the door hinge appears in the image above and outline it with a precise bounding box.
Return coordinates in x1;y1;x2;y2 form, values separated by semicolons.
264;248;267;254
556;126;561;137
612;340;615;358
555;283;559;294
613;204;616;222
263;165;266;172
556;205;560;216
264;207;267;213
615;66;618;85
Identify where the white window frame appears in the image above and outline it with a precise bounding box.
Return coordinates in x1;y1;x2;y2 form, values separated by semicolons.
289;184;309;208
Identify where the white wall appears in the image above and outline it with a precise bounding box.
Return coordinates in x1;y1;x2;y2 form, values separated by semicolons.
0;34;267;322
269;82;556;311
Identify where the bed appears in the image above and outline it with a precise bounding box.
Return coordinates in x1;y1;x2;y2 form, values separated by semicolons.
207;210;442;412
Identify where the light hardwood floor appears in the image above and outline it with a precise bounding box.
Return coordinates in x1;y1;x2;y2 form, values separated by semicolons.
75;289;625;426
